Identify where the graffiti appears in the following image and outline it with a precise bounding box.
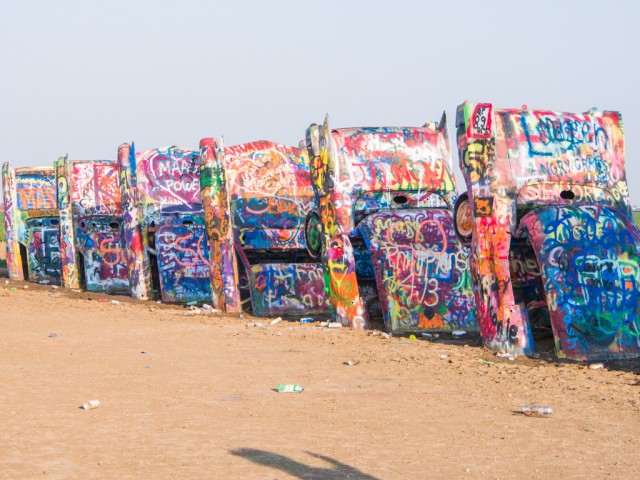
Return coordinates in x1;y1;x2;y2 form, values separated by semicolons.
2;164;60;283
469;103;492;138
71;162;121;215
139;147;201;208
521;205;640;360
307;114;476;332
15;173;57;211
200;139;329;316
248;263;327;316
119;144;207;303
56;158;129;293
356;210;475;332
155;224;211;304
199;138;241;312
457;101;639;361
473;197;493;216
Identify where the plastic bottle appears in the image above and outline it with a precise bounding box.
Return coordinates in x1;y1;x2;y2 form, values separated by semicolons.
277;384;304;393
522;405;553;416
81;400;100;410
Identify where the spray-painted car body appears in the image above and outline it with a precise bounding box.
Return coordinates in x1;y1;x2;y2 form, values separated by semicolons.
456;101;640;361
306;115;476;333
118;144;210;304
200;139;329;316
2;163;60;284
56;157;129;293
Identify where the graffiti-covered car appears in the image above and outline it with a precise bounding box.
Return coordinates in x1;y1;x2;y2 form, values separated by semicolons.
200;139;329;316
456;101;640;361
305;115;476;333
56;157;129;293
118;144;210;304
2;163;61;284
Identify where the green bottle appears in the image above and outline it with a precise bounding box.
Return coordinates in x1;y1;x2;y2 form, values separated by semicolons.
277;384;304;393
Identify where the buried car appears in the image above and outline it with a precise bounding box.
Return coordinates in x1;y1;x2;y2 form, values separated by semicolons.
455;101;640;361
305;115;476;333
56;157;129;293
2;163;61;284
118;144;210;304
199;138;329;316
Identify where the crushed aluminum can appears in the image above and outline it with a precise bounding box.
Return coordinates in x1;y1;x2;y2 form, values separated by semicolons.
277;384;304;393
589;363;605;370
451;330;467;337
300;317;315;323
522;405;553;416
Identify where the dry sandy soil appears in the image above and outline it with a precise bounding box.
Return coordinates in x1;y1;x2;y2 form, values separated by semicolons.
1;278;639;480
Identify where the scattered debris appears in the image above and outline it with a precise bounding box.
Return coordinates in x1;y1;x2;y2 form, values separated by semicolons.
327;322;342;328
186;301;198;306
48;331;58;338
344;360;359;366
49;293;61;297
300;317;315;323
99;298;107;303
39;280;49;284
110;300;120;305
421;333;439;340
246;322;264;328
277;384;304;393
496;352;518;361
409;334;416;340
23;285;29;289
440;354;448;360
589;363;605;370
478;359;495;365
451;330;467;337
522;405;553;417
81;400;100;411
50;285;59;290
269;317;283;325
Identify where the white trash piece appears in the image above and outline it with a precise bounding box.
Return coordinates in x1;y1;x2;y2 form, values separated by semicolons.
81;400;100;410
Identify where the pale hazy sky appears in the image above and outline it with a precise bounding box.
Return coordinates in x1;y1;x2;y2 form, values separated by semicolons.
1;0;639;201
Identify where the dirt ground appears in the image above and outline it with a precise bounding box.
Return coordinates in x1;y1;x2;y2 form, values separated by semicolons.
0;278;639;480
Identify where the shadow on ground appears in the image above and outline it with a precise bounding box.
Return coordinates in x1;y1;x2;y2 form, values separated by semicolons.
230;448;380;479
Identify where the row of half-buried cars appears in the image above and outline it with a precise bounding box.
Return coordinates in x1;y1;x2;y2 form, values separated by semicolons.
3;101;640;362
